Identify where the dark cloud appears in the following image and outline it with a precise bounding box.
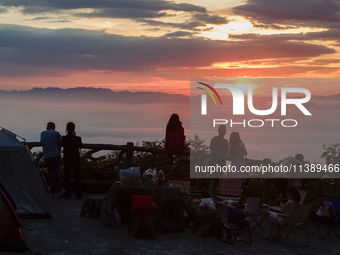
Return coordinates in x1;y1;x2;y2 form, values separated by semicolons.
0;0;229;34
0;0;230;33
0;0;206;13
230;30;340;42
302;30;340;41
31;16;51;20
75;8;168;19
0;6;7;13
137;18;206;30
193;13;228;25
244;57;309;65
47;19;70;23
20;6;62;14
136;12;228;31
164;31;194;37
310;59;340;65
74;10;228;30
248;22;300;30
233;0;340;29
27;16;70;23
151;66;339;81
0;24;335;77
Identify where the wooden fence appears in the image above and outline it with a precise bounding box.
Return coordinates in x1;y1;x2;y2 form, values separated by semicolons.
26;142;339;201
27;142;186;174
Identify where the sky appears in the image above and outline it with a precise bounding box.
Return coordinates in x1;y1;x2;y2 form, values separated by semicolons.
0;0;340;95
0;0;339;164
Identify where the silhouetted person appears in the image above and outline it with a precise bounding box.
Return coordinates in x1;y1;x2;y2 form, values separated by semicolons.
165;114;186;160
273;153;305;198
40;122;66;198
290;153;305;189
264;185;300;239
228;132;247;179
61;122;83;199
209;125;228;200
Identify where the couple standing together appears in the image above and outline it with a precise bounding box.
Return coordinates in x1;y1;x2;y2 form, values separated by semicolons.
40;122;83;199
209;125;247;200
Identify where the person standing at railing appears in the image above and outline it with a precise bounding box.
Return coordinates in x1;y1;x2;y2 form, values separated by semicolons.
61;122;83;199
209;125;228;200
164;114;186;161
228;132;247;179
273;154;305;198
40;122;66;198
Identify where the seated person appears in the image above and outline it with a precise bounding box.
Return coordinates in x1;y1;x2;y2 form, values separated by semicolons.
264;186;300;239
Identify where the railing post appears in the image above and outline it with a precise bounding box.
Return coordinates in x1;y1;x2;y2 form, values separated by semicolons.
125;142;134;168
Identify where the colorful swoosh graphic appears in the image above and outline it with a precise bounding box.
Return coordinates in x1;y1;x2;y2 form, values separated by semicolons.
196;82;223;106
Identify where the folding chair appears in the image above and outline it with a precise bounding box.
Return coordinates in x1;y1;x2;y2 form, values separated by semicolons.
215;202;252;245
269;189;308;213
166;177;202;203
298;189;307;204
311;198;340;240
217;178;244;201
267;202;314;248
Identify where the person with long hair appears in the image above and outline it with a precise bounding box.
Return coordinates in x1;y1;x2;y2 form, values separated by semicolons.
61;122;83;199
165;114;186;160
228;132;247;178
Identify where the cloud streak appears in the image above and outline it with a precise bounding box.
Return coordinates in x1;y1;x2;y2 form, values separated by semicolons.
233;0;340;30
0;0;207;13
0;0;227;32
230;30;340;42
0;24;335;77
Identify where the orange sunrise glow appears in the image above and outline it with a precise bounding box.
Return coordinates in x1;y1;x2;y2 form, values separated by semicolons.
0;0;338;96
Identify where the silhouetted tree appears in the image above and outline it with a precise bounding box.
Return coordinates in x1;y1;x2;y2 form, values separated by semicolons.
321;143;340;199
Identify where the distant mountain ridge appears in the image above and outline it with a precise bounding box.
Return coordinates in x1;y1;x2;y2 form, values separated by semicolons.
0;87;338;103
0;87;190;104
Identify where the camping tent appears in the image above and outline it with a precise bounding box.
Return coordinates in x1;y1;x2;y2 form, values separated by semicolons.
0;127;54;218
0;182;30;252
